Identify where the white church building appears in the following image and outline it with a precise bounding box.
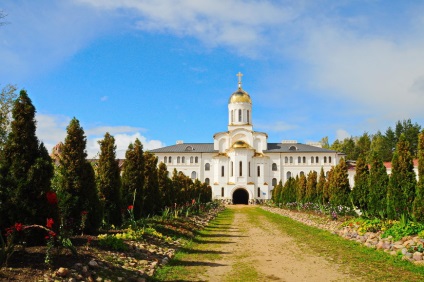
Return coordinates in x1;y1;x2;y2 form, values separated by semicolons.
150;73;344;204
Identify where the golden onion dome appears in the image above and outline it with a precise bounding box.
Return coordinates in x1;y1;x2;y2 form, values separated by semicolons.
232;140;249;148
228;87;252;104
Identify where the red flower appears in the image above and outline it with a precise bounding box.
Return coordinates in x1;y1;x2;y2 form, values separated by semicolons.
46;218;54;229
14;223;23;232
81;211;88;215
46;191;58;205
192;199;196;205
128;205;134;210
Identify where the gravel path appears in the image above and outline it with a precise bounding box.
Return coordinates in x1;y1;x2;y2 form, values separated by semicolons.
198;205;360;281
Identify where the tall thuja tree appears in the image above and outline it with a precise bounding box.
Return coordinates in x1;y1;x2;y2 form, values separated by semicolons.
121;139;144;219
413;131;424;221
158;162;172;208
329;158;351;206
367;151;389;218
272;180;283;204
323;167;333;204
296;174;307;203
143;152;160;215
316;168;326;204
0;90;54;228
305;170;317;203
281;177;296;203
97;133;122;226
387;134;417;219
59;118;100;233
351;157;369;211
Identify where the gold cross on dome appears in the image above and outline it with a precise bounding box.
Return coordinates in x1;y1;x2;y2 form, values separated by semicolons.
236;72;243;88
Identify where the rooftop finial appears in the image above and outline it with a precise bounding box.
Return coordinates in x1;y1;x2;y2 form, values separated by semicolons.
236;72;243;88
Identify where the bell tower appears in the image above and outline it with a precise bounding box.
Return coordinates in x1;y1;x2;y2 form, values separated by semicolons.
228;72;253;132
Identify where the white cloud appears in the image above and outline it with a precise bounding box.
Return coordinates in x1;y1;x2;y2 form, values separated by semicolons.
36;113;164;158
75;0;302;56
36;114;70;150
87;132;164;159
0;1;116;80
336;129;350;141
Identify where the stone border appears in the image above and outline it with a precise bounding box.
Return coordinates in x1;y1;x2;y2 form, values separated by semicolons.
261;206;424;266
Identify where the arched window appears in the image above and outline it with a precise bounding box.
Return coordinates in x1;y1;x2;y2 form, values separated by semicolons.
285;157;288;163
316;156;319;163
169;156;172;163
311;156;314;163
272;178;277;186
258;187;261;197
190;156;193;163
290;157;293;163
324;156;327;163
238;109;242;122
298;156;301;163
205;163;210;171
257;166;261;177
248;162;251;176
247;110;250;123
221;187;225;197
182;156;185;163
289;145;297;151
185;146;193;151
239;161;243;176
195;156;198;163
205;178;210;185
300;171;305;177
329;156;332;163
221;166;225;177
303;156;306;163
272;163;277;171
164;156;167;163
191;171;197;179
231;110;234;123
177;156;180;163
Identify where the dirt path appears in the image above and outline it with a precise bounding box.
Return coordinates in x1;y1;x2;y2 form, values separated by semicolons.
198;205;360;281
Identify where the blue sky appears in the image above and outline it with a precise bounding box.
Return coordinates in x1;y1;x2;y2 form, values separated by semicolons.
1;0;424;158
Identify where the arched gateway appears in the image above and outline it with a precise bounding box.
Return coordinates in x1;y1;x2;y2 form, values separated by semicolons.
232;188;249;205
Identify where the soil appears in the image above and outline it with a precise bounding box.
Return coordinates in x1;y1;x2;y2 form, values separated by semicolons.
199;205;361;281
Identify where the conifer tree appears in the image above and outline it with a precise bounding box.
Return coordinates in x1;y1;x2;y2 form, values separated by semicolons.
158;162;172;208
413;131;424;221
387;134;416;219
281;177;296;203
59;118;100;232
97;133;122;226
351;157;369;211
121;139;144;219
143;152;160;215
272;180;283;204
305;170;317;203
323;167;333;204
316;167;326;204
329;158;351;206
367;151;389;218
0;90;54;228
296;174;307;203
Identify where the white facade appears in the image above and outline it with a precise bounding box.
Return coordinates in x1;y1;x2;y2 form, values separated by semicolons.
151;76;343;203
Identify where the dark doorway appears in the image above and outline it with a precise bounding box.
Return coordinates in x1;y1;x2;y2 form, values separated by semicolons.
232;188;249;205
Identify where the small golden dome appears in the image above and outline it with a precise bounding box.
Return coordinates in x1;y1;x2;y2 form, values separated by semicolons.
232;140;249;148
228;87;252;104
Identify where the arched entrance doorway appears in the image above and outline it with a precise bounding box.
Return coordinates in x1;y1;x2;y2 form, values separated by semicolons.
232;188;249;205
